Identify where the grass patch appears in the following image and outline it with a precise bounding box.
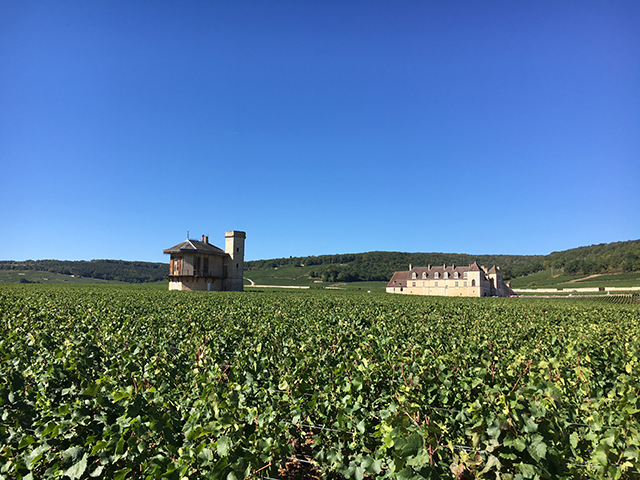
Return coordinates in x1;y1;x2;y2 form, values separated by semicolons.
510;270;640;290
564;272;640;288
0;270;126;284
243;266;388;292
509;270;583;288
244;265;316;286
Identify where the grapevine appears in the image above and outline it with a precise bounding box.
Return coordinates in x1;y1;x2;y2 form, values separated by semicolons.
1;285;639;479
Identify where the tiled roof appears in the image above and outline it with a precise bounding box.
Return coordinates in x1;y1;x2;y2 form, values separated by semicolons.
163;239;227;256
409;263;481;277
387;271;409;288
390;262;492;281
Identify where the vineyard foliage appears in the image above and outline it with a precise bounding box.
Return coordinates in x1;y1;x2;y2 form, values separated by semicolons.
1;285;640;479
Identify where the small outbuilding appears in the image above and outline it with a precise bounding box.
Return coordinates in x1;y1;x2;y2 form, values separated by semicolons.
163;231;245;291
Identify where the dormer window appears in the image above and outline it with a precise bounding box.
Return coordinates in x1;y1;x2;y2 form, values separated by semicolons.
422;272;427;279
412;272;416;279
444;272;449;279
454;271;459;279
463;272;468;279
434;272;439;279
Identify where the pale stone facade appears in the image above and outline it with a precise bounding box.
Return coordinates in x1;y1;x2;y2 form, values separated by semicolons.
163;231;246;291
386;262;513;297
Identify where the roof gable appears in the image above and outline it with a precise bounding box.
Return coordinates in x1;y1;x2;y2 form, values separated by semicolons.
407;262;486;278
163;239;227;256
387;271;409;287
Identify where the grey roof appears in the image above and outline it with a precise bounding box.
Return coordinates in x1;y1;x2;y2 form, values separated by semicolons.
387;271;409;288
410;263;479;277
390;262;491;281
163;239;227;256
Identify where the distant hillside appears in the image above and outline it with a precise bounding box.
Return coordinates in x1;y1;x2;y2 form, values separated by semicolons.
546;239;640;274
0;260;168;283
2;239;638;285
246;239;640;282
246;251;542;283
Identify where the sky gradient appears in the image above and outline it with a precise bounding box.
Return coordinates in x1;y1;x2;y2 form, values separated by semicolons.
1;1;639;263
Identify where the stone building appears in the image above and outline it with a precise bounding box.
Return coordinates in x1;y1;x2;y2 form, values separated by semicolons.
386;262;513;297
163;231;245;291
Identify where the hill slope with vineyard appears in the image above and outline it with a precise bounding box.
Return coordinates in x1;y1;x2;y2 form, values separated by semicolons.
1;239;638;284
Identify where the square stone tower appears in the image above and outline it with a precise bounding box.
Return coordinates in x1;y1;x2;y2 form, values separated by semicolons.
224;231;246;291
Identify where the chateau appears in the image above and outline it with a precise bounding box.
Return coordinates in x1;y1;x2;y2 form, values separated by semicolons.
386;262;513;297
163;231;245;291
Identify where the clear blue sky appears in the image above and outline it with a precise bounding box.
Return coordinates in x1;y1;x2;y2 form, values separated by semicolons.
1;1;639;263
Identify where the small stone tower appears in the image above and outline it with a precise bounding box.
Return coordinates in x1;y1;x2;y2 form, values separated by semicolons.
224;231;246;291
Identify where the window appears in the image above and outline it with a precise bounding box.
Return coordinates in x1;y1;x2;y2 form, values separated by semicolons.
422;272;427;279
444;272;449;279
454;271;459;279
434;272;439;279
412;282;416;287
472;279;476;287
422;282;426;287
463;272;468;279
464;282;467;287
434;281;439;287
412;272;416;279
455;281;459;287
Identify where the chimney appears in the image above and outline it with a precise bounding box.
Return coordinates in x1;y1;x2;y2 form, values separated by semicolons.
202;234;206;243
409;264;412;271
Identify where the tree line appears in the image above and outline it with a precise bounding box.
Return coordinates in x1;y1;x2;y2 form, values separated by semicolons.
0;260;169;283
3;239;638;284
544;239;640;274
246;239;640;282
246;251;543;282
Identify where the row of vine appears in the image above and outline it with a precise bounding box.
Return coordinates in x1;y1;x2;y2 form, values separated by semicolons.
1;285;639;479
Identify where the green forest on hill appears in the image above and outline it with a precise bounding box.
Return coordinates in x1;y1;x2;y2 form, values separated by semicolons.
1;239;639;284
247;252;541;283
0;259;168;283
246;239;640;283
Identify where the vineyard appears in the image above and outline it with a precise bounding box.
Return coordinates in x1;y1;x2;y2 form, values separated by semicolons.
598;294;640;305
1;285;639;479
